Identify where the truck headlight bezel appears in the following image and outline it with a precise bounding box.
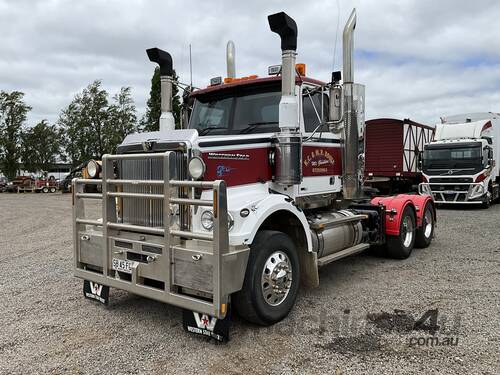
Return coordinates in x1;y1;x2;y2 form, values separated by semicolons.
419;183;432;196
188;157;206;180
201;210;234;231
87;160;100;179
201;210;214;230
467;184;484;200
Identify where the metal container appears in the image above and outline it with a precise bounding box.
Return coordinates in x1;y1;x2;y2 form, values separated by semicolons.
274;132;302;185
309;210;363;257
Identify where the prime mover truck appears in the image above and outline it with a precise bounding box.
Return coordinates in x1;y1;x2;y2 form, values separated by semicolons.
72;10;436;341
419;113;500;207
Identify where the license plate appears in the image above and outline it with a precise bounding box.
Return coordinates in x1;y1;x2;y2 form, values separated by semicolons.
112;258;134;274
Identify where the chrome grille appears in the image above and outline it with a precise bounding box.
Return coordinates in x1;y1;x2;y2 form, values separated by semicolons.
120;152;187;228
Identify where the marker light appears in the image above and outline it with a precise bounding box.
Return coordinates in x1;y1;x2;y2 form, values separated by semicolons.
295;63;306;76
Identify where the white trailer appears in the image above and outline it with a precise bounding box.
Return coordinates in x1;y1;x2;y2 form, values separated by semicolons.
419;112;500;207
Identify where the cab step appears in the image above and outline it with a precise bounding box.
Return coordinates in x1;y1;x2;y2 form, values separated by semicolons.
317;243;370;267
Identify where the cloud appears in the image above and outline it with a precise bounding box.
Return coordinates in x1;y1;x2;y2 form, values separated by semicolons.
1;0;500;126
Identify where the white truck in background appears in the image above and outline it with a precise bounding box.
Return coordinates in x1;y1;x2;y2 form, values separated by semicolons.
419;112;500;207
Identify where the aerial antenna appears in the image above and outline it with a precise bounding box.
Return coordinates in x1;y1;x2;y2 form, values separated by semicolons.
332;0;341;71
189;43;193;89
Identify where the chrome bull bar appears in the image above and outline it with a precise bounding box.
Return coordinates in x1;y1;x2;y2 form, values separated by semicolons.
72;151;239;319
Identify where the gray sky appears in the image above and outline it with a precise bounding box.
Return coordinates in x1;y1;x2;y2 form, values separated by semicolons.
2;0;500;126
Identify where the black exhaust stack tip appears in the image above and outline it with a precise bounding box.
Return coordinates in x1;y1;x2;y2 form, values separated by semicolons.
146;48;173;76
268;12;298;51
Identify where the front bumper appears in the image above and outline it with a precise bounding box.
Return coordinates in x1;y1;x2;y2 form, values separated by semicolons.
73;151;249;319
418;182;486;204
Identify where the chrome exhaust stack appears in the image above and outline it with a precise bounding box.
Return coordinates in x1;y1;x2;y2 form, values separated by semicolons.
268;12;302;185
146;48;175;131
226;40;236;79
341;9;363;200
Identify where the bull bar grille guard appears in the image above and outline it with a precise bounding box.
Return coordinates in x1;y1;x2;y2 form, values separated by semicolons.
72;151;231;319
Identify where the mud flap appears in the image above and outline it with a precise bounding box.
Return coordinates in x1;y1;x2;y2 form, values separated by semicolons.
83;280;109;305
182;308;231;342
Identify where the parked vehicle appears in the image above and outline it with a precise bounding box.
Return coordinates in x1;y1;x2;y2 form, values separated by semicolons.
34;175;58;193
73;10;435;341
60;160;101;193
5;175;35;193
0;176;7;192
419;113;500;207
364;118;434;194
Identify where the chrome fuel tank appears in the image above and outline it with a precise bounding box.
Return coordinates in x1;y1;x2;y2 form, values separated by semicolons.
309;210;363;258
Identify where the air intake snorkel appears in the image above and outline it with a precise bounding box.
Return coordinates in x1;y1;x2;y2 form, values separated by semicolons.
146;48;175;132
268;12;302;185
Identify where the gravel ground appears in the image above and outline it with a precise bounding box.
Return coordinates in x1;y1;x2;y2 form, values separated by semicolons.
0;193;499;374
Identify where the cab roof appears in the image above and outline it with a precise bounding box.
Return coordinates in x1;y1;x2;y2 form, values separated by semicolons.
191;76;326;97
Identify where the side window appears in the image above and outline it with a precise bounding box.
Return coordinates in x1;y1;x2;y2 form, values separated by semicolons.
303;91;327;132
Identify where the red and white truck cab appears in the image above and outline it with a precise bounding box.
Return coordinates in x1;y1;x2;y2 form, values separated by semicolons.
73;10;435;340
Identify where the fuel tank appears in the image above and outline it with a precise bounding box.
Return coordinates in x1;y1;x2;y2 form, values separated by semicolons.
309;210;363;258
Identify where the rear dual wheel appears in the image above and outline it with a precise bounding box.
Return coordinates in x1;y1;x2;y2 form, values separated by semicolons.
386;203;435;259
415;203;434;248
386;206;416;259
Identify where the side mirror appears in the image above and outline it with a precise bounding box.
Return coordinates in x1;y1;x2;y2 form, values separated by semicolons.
417;151;423;170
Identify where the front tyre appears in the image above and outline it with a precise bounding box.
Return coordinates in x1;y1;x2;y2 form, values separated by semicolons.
386;206;416;259
233;230;300;326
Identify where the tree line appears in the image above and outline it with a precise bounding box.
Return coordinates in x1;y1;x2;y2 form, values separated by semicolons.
0;68;181;180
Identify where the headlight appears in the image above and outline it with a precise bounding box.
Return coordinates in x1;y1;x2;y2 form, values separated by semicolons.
419;183;432;195
201;210;234;231
188;157;206;180
87;160;100;178
468;184;484;199
201;210;214;230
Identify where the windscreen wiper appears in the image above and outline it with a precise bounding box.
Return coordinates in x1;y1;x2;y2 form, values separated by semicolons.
197;126;226;135
239;121;278;134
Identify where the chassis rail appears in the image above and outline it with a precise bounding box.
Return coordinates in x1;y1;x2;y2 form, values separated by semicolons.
72;151;232;318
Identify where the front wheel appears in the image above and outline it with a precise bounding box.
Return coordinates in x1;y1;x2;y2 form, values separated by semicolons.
415;203;435;248
386;206;416;259
233;230;300;326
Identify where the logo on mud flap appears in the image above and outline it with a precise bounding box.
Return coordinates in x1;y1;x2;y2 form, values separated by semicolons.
89;282;103;296
183;309;230;342
83;280;109;304
194;313;217;331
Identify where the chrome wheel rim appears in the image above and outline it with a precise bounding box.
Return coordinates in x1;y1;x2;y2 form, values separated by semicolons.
423;209;433;238
402;216;414;248
261;251;292;306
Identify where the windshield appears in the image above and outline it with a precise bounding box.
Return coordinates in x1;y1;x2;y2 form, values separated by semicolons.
423;143;483;170
189;84;281;135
